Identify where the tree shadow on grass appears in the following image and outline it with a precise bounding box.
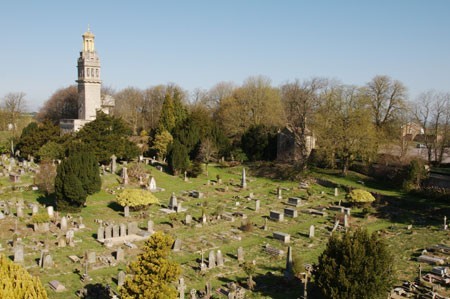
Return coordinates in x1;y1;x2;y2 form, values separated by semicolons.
107;201;123;213
77;283;111;299
36;194;56;207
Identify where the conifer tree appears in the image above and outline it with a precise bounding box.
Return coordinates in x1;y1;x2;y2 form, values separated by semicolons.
314;228;393;299
0;254;48;299
120;232;181;299
167;140;189;175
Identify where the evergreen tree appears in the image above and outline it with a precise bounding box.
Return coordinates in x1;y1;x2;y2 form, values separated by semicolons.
16;120;60;159
314;228;393;299
0;254;48;299
167;140;189;175
120;232;181;299
55;150;101;211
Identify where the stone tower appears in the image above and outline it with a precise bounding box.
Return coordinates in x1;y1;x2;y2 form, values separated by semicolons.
77;27;101;121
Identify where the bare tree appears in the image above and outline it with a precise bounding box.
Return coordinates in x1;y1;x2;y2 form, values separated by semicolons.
37;86;78;123
3;92;27;137
413;91;434;164
280;78;328;168
114;87;144;135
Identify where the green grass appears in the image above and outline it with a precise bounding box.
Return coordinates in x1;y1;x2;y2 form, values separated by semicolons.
1;162;449;298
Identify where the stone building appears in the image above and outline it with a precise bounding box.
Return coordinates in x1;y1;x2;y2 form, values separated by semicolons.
60;27;114;133
276;127;316;162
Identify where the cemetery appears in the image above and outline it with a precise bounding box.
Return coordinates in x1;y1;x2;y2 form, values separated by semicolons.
0;154;449;299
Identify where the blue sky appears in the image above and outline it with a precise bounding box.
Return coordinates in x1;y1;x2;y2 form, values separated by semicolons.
1;1;450;111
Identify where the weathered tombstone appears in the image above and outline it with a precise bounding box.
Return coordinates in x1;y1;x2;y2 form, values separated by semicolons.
178;277;186;299
309;225;315;238
122;167;128;185
113;224;120;238
147;220;154;233
255;200;260;212
237;246;244;262
173;238;182;252
31;204;39;215
42;252;54;268
14;244;24;263
208;250;216;269
216;250;224;267
105;225;113;239
58;236;67;247
66;230;75;246
60;216;68;231
47;206;54;218
116;247;124;261
287;197;302;207
205;281;212;298
269;210;284;222
117;271;126;287
176;201;183;213
334;188;339;197
16;206;23;218
344;214;349;228
128;222;138;234
185;214;192;225
277;186;282;200
284;246;294;280
97;226;105;241
168;192;178;210
284;208;298;218
87;251;96;264
241;167;247;189
120;223;127;237
263;217;268;231
273;231;291;243
148;176;157;191
124;205;130;218
111;155;117;173
190;289;197;299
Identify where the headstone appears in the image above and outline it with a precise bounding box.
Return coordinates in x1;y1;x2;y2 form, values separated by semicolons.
0;212;4;220
14;244;24;263
176;202;183;213
205;281;212;298
117;271;126;287
148;176;157;191
178;277;186;299
16;206;23;218
185;214;192;225
48;280;66;292
344;214;349;228
66;230;75;246
60;216;68;231
32;204;39;215
146;220;154;233
42;253;54;268
116;247;124;261
309;225;315;238
168;192;178;210
184;171;188;182
173;238;182;252
113;225;120;238
111;155;117;173
284;208;298;218
190;289;197;299
124;205;130;217
284;246;294;280
273;231;291;243
120;223;127;237
263;217;268;231
47;206;54;218
269;210;284;222
277;186;282;200
58;236;67;247
208;250;216;269
87;251;96;264
97;226;105;241
216;250;224;267
128;222;138;234
255;200;260;212
334;187;339;197
105;225;113;239
122;167;128;185
237;246;244;262
287;197;302;207
241;168;247;189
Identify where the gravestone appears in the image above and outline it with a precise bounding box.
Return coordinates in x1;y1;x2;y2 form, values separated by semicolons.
237;247;244;262
344;214;349;228
117;271;126;287
208;250;216;269
168;192;178;210
16;206;23;218
205;281;212;298
178;277;186;299
277;187;282;200
111;155;117;173
87;251;96;264
58;236;67;247
332;220;340;233
32;204;39;215
116;247;124;261
334;188;339;197
269;210;284;222
97;226;105;241
60;216;68;231
241;168;247;189
190;289;197;299
273;231;290;243
128;222;138;234
40;251;54;268
122;167;128;185
263;217;268;231
184;171;188;182
255;200;260;212
113;225;120;238
284;246;294;280
185;214;192;225
216;250;224;267
47;206;54;218
0;212;4;219
173;238;182;252
66;230;75;246
284;207;298;218
287;197;302;207
120;223;127;237
124;206;130;218
148;176;157;191
14;244;24;263
105;225;113;239
147;220;154;233
309;225;315;238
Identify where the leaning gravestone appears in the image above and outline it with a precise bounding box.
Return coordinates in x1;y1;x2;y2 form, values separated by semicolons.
128;222;138;234
117;270;126;287
173;238;182;252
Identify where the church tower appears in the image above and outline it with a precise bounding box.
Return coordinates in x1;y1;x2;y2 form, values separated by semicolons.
76;27;101;120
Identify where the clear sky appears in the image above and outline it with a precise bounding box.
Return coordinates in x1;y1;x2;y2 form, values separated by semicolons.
1;1;450;111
